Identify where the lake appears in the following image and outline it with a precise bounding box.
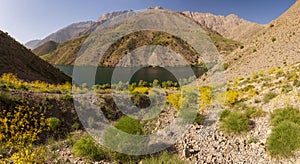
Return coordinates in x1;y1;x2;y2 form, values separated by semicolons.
55;65;207;86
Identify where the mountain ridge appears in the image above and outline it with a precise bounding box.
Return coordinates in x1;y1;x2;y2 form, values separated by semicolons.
182;11;264;42
26;9;259;49
0;30;71;84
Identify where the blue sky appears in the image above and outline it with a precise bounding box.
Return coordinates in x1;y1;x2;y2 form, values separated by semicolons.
0;0;296;43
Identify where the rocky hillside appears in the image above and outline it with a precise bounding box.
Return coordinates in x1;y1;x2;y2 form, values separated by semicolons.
34;9;241;66
25;21;95;49
97;10;134;22
225;0;300;79
25;39;42;49
32;40;58;56
183;11;264;42
25;11;134;50
0;30;71;84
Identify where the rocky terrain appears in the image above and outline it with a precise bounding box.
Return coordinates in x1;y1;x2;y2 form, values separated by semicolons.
25;21;95;49
183;11;264;42
224;0;300;79
25;10;134;50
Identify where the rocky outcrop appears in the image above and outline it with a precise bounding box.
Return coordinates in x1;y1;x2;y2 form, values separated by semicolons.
97;10;134;23
183;11;264;42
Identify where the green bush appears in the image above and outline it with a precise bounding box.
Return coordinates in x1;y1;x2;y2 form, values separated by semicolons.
281;84;293;93
142;151;185;164
194;113;205;125
270;107;300;126
114;116;144;135
47;117;61;130
220;111;251;133
73;135;108;161
266;121;300;157
293;79;300;87
267;107;300;157
263;92;277;103
103;116;146;157
220;109;231;121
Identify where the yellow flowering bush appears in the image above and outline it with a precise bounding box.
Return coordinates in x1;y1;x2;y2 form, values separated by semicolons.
132;87;150;94
0;73;71;94
0;101;47;160
198;86;212;111
225;89;239;106
166;92;181;110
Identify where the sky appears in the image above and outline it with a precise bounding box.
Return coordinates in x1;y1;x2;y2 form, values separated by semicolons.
0;0;296;43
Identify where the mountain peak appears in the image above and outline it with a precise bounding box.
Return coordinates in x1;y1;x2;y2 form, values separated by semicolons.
148;6;164;10
97;10;134;22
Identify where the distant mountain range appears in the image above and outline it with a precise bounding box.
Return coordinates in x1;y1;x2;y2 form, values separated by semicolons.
29;8;243;66
0;30;71;83
26;9;261;50
25;3;300;80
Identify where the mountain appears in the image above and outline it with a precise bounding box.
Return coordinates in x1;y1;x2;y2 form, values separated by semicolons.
25;10;135;50
32;40;58;56
25;39;42;49
33;8;242;66
27;9;253;51
97;10;134;22
25;21;95;49
182;12;264;42
225;0;300;79
0;30;71;84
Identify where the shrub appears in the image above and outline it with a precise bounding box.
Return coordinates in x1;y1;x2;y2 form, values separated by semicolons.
103;116;147;157
194;113;205;125
142;151;185;164
199;86;212;110
263;92;277;103
281;84;293;93
271;37;276;42
166;92;181;110
47;117;61;130
114;116;144;135
220;109;231;121
225;89;239;106
266;121;300;157
293;79;300;87
0;102;47;156
220;111;251;133
73;135;108;161
270;107;300;126
0;90;21;104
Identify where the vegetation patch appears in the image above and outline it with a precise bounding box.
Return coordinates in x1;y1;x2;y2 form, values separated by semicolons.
267;107;300;157
220;110;251;134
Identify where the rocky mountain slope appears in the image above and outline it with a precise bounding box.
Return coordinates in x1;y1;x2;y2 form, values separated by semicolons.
0;30;71;84
27;9;253;51
25;39;42;49
25;21;95;49
25;11;134;50
34;9;241;66
183;11;264;42
225;0;300;79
